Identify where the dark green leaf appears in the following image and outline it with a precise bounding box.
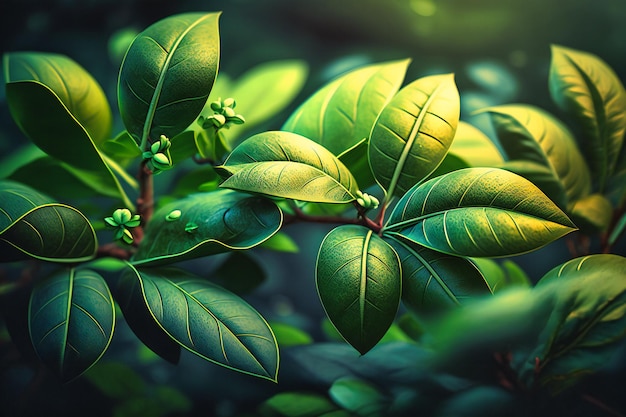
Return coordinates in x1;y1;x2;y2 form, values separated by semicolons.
217;131;359;203
329;378;388;417
118;12;220;148
471;258;531;294
28;268;115;382
270;322;313;347
119;266;279;381
569;193;613;233
549;45;626;190
0;144;46;179
609;210;626;246
484;104;591;206
211;252;266;294
133;189;282;266
4;52;112;144
369;74;460;199
385;235;491;314
517;254;626;393
283;59;410;155
259;392;348;417
338;138;376;189
0;180;97;262
435;386;517;417
316;225;401;354
100;131;142;165
85;361;146;399
4;81;134;207
384;168;577;257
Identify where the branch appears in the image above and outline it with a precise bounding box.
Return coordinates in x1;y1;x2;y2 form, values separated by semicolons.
133;161;154;245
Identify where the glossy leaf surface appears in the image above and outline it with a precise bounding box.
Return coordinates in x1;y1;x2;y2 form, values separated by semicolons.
119;266;279;381
471;258;531;294
369;74;460;198
385;168;576;257
0;180;97;262
217;131;359;203
446;121;504;167
316;225;401;354
4;52;112;144
329;377;388;417
283;59;410;155
133;189;282;266
549;45;626;189
484;104;591;206
28;268;115;381
4;82;133;207
569;193;613;233
385;235;491;314
118;13;220;147
517;255;626;392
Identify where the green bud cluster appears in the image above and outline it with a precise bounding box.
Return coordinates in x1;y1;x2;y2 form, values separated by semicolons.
104;208;141;244
142;134;172;173
355;190;380;210
201;97;245;130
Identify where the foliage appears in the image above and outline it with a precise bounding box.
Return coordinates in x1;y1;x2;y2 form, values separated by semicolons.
0;9;625;417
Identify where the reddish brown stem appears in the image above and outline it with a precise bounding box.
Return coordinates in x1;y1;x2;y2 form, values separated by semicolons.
133;161;154;245
582;394;625;417
96;242;133;260
284;204;382;233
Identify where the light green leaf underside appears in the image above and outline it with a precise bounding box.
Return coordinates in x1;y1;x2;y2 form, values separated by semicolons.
132;189;282;266
283;59;410;155
369;73;460;198
28;268;115;382
118;12;220;146
569;193;613;233
4;81;133;208
484;104;591;206
120;266;279;381
218;131;359;202
518;254;626;392
549;45;626;190
385;235;491;314
447;121;504;167
4;52;112;144
316;225;401;354
0;180;97;262
385;168;576;257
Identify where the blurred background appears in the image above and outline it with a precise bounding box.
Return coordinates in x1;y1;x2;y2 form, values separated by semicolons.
1;1;625;416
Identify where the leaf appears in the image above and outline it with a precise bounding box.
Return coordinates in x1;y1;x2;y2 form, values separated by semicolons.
100;131;142;165
133;189;282;266
338;138;376;189
471;258;531;294
369;74;460;199
118;266;279;381
435;386;517;417
85;361;146;399
4;81;134;208
0;144;46;179
483;104;591;206
609;210;626;246
217;131;359;203
118;12;220;148
499;160;569;209
28;268;115;382
517;254;626;393
270;322;313;347
211;252;266;294
259;392;349;417
316;225;401;354
4;52;112;144
384;168;577;257
447;121;504;167
0;180;97;262
549;45;626;190
384;235;491;314
569;193;613;233
329;377;389;417
283;59;410;156
260;231;299;253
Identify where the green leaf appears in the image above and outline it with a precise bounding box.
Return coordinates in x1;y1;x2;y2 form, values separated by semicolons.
28;268;115;382
100;131;142;165
0;144;46;179
269;322;313;347
518;254;626;393
0;180;97;262
483;104;591;206
384;168;577;257
384;235;491;314
549;45;626;190
219;60;308;144
211;252;266;295
329;378;388;417
4;81;134;208
569;193;613;233
338;138;376;189
133;189;282;266
447;121;504;167
471;258;531;294
316;225;401;354
609;210;626;246
4;52;112;144
118;12;220;148
217;131;359;203
259;392;349;417
283;59;410;156
369;74;460;199
499;160;569;209
85;361;146;399
260;231;299;253
118;266;279;381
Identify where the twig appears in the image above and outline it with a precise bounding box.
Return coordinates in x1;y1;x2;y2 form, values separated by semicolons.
133;161;154;245
582;394;625;417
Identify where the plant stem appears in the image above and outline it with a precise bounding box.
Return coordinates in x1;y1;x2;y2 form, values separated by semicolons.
582;394;625;417
134;161;154;245
284;204;382;233
96;243;132;260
